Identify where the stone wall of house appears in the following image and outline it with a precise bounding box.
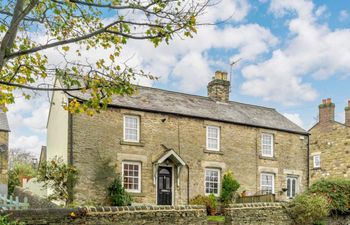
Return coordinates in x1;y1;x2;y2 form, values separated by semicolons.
1;205;206;225
0;131;8;194
70;107;308;205
224;203;292;225
309;122;350;183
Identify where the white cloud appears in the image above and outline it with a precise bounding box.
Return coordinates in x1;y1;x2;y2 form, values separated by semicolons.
201;0;251;23
172;52;212;92
240;0;350;105
339;10;349;22
10;135;44;156
283;113;304;128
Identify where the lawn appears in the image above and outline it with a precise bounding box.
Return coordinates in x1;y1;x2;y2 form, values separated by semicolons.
207;216;225;222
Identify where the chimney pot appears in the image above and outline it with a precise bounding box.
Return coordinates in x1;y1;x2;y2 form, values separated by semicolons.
348;100;350;107
319;98;335;124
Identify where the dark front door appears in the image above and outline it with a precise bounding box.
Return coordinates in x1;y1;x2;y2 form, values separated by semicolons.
157;167;172;205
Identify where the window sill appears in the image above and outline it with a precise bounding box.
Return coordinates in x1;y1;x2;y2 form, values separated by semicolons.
259;155;277;161
312;167;321;170
120;140;145;147
203;150;224;155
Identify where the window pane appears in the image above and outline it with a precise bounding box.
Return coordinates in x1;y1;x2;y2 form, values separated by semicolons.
207;127;219;150
123;162;140;192
124;116;139;141
205;169;219;195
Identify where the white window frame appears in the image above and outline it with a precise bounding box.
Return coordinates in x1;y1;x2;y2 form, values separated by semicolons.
123;115;140;142
286;176;298;199
313;155;321;168
122;161;141;193
260;173;275;194
261;133;274;157
206;126;220;151
204;168;220;196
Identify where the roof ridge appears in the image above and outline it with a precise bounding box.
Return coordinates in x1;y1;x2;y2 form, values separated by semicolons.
135;85;276;111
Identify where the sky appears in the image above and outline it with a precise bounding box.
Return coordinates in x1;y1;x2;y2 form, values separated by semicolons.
7;0;350;157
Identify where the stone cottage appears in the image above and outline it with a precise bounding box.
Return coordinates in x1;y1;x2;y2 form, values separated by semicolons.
0;110;10;195
309;98;350;183
46;71;309;205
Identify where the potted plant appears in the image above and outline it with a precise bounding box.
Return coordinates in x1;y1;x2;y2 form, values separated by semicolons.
208;194;218;215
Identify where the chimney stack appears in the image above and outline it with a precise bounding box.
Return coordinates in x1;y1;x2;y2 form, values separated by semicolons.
319;98;335;124
345;100;350;126
207;71;230;102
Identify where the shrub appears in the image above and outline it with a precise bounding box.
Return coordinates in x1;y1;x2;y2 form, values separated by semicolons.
8;163;36;195
309;178;350;214
190;194;218;215
0;215;25;225
36;156;78;206
208;193;218;210
288;193;330;225
189;195;209;206
221;171;240;204
108;175;132;206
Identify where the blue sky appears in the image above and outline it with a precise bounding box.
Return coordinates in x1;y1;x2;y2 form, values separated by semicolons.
7;0;350;156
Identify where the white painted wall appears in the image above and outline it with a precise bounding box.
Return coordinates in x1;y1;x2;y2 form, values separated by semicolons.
23;178;47;197
46;80;69;163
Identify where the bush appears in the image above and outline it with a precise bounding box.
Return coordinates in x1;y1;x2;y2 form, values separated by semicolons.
288;193;330;225
0;215;25;225
309;178;350;214
221;171;240;204
190;194;218;215
108;175;132;206
36;157;78;206
8;163;36;195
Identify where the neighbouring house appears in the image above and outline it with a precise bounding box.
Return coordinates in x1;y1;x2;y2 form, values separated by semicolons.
45;71;309;205
0;110;10;195
309;98;350;183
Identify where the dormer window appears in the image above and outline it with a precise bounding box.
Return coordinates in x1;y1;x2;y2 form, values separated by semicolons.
123;115;140;142
206;126;220;151
262;133;274;157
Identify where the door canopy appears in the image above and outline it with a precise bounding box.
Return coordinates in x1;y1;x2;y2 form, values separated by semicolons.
155;149;186;166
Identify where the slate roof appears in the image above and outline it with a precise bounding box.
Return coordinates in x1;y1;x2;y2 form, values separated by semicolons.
0;112;10;132
67;86;307;134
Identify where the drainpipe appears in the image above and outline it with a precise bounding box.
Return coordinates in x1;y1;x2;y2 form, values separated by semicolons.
68;112;74;203
307;134;310;189
186;164;190;204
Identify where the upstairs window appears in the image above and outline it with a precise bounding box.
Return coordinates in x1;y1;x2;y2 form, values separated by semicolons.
123;115;140;142
262;133;274;157
260;173;274;194
287;176;298;199
313;155;321;168
205;168;220;196
206;126;220;151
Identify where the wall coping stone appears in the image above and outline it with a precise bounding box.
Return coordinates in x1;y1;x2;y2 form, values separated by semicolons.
225;202;286;209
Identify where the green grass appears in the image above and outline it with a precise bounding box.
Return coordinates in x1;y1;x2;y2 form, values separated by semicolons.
207;216;225;222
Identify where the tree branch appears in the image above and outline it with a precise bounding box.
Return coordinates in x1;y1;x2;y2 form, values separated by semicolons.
0;80;84;91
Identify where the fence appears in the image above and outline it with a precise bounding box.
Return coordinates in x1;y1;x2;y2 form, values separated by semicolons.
236;194;275;203
0;194;29;210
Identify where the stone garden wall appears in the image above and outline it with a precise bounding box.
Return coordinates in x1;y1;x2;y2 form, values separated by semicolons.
224;203;292;225
1;205;206;225
224;203;350;225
